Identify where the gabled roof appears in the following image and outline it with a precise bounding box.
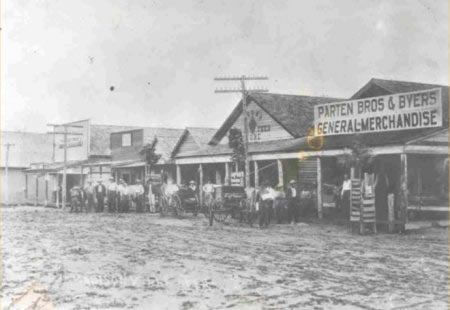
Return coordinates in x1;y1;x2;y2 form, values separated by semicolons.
209;93;344;144
175;138;301;158
1;131;53;168
171;127;217;158
351;78;449;127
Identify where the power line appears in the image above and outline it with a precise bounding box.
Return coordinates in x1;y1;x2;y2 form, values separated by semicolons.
214;75;269;188
47;123;84;209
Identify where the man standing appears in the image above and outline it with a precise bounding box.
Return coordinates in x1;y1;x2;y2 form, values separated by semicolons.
95;179;106;212
107;176;118;212
340;174;351;219
257;180;276;228
84;180;95;213
134;179;145;213
287;180;299;224
118;180;130;213
202;179;215;207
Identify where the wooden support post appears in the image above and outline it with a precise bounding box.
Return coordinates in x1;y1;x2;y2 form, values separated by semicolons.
215;169;221;185
254;161;259;188
316;157;323;219
277;160;284;188
80;166;84;186
199;164;204;205
45;174;49;207
100;165;103;178
400;153;408;228
225;162;230;186
56;175;60;208
350;167;355;179
25;174;28;200
176;165;181;185
35;175;39;207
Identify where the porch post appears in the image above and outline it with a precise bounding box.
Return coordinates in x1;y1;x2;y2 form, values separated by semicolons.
215;169;222;185
35;175;39;207
80;165;84;186
45;174;49;207
225;162;230;186
317;157;323;219
277;160;284;187
254;161;259;187
199;164;204;205
176;165;182;185
25;174;28;200
400;153;408;228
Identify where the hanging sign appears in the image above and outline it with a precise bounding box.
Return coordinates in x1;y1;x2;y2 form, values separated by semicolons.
314;88;442;136
230;172;244;187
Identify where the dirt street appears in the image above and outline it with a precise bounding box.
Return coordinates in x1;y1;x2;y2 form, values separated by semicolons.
1;207;448;309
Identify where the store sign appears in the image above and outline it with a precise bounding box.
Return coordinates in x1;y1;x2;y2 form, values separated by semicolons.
314;88;442;136
230;172;244;187
58;136;83;149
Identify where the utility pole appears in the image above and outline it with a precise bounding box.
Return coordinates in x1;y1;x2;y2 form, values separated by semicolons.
3;143;15;205
47;123;83;209
214;75;268;188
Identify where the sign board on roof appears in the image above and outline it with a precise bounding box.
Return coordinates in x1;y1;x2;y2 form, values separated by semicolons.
314;88;442;136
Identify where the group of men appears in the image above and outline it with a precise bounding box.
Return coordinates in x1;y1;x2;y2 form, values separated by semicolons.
256;179;314;228
70;177;146;213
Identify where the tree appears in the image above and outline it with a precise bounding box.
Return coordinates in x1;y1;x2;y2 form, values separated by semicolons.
139;137;161;177
228;127;245;169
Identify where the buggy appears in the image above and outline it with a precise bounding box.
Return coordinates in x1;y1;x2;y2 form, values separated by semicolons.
159;184;200;217
207;185;253;225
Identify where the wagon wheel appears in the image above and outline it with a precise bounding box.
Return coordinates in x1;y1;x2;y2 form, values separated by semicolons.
212;200;229;223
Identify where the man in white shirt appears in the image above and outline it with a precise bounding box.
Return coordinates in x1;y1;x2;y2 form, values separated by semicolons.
287;180;299;224
134;179;145;213
340;174;351;217
107;176;118;212
202;179;215;207
258;181;276;228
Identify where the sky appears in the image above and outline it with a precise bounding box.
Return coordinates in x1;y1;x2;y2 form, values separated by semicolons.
2;0;448;132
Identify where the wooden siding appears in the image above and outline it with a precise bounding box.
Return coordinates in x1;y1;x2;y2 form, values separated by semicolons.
220;100;293;144
178;133;199;154
111;129;144;161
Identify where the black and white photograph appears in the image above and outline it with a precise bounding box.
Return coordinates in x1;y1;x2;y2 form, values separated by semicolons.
1;0;449;309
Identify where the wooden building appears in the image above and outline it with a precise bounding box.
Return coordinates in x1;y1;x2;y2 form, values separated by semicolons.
172;92;344;200
173;79;449;227
110;127;185;184
0;131;53;205
25;119;138;205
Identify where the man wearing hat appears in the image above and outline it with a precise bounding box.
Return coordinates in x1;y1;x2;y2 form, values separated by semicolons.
257;180;276;228
84;179;95;213
107;176;118;212
287;179;300;224
95;179;106;212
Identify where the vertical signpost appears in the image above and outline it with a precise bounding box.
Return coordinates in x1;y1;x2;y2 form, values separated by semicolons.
47;123;84;209
214;75;268;188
